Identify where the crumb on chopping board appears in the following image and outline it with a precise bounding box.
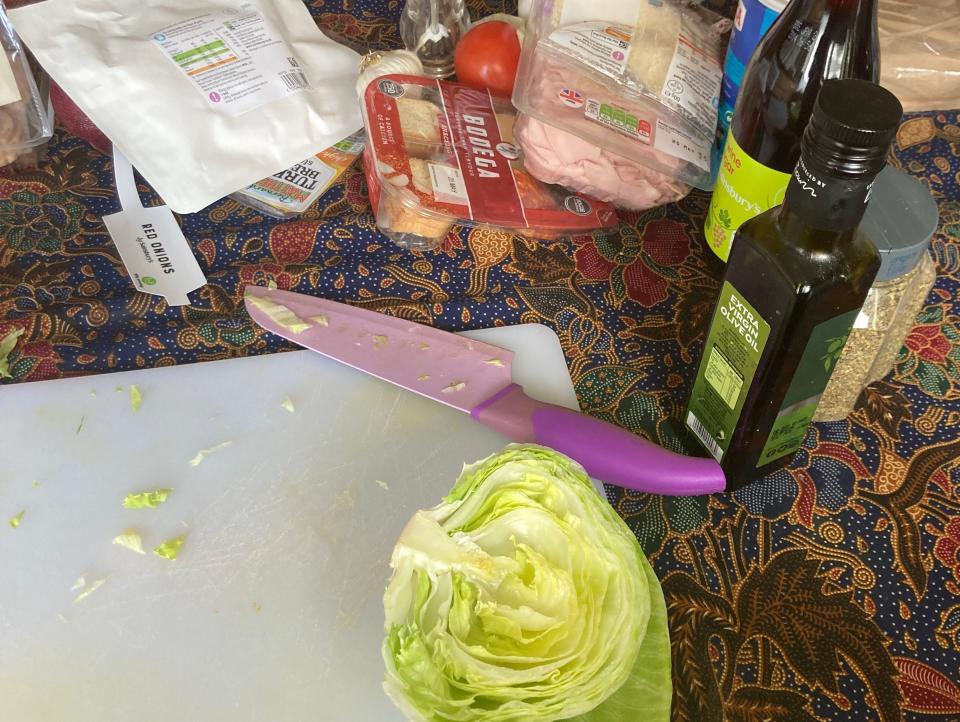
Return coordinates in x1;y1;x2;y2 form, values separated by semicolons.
112;529;146;554
122;488;172;509
129;385;142;412
189;441;233;466
154;534;186;560
72;577;107;604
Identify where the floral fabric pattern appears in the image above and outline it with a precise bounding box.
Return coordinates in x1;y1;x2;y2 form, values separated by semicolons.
1;2;959;720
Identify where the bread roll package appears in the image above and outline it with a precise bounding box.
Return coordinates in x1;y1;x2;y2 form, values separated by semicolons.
361;75;618;251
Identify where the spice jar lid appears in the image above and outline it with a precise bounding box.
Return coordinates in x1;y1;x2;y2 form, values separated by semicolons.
861;166;939;282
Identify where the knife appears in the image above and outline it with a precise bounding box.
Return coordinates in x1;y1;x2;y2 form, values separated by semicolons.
244;286;726;496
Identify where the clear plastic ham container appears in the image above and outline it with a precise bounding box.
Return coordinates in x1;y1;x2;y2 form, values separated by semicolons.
512;0;729;192
361;74;619;251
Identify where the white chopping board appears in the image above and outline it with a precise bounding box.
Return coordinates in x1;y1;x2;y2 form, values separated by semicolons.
0;324;582;722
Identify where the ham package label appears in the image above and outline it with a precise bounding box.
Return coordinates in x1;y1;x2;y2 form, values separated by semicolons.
363;75;617;232
438;82;527;227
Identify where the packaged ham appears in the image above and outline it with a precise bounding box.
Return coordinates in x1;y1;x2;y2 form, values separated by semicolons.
0;4;53;172
361;74;618;251
512;0;729;191
515;114;688;211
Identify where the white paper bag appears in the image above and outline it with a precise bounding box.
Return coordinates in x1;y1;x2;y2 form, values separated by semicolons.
10;0;362;213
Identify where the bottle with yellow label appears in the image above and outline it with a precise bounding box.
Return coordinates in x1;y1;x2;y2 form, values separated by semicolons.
705;0;879;261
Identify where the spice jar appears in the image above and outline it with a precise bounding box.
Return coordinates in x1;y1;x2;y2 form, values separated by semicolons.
814;166;939;421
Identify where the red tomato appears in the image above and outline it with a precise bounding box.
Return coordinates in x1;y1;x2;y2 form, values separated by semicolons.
454;21;522;97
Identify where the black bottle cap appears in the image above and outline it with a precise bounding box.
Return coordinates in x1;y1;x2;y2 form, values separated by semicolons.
802;79;903;179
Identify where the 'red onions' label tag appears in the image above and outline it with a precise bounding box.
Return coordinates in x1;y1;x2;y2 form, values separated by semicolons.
438;84;527;227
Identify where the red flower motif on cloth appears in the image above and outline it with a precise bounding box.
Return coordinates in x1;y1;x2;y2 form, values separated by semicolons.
894;657;960;715
318;13;364;40
0;321;63;382
344;171;371;213
269;221;319;264
904;323;952;364
237;262;296;290
574;218;690;307
934;518;960;584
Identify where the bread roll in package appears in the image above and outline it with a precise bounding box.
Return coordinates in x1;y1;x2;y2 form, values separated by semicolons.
361;74;618;251
8;0;362;213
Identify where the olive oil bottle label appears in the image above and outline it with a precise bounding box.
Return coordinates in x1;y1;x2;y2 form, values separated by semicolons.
686;282;771;462
756;309;859;466
704;133;791;261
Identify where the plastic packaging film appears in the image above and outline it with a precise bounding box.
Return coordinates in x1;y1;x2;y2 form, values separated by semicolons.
878;0;960;112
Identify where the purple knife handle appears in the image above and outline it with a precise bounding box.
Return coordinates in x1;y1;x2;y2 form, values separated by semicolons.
471;384;726;496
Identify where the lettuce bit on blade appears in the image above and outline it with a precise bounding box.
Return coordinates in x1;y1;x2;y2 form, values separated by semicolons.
244;292;311;334
155;534;185;560
9;510;24;529
281;397;295;413
123;488;172;509
382;444;671;722
112;529;146;554
189;441;233;466
0;327;24;379
129;384;142;412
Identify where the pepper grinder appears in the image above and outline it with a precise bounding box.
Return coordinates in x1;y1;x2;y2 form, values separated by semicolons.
399;0;470;78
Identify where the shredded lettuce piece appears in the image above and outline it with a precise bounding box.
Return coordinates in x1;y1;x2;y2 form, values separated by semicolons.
9;510;24;529
122;488;172;509
189;441;233;466
73;577;107;603
129;385;142;412
309;314;329;327
154;534;186;560
0;327;24;379
112;529;146;554
245;293;311;333
375;479;390;491
281;397;295;413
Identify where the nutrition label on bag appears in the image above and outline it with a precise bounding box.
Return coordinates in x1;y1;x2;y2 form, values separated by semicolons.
659;16;724;135
548;22;631;78
151;2;309;116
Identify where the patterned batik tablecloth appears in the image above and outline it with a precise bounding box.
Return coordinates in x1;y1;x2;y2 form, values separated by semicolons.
2;1;959;720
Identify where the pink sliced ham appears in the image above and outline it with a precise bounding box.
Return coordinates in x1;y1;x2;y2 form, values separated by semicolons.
516;114;690;211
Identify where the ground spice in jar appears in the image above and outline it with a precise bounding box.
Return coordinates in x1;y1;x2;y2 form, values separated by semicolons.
814;167;939;422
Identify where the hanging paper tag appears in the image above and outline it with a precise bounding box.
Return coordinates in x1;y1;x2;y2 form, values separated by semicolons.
103;148;206;306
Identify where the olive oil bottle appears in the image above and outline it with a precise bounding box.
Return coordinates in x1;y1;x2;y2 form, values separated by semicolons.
686;79;902;488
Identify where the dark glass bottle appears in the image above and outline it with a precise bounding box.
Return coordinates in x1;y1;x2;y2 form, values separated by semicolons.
686;79;902;489
705;0;880;262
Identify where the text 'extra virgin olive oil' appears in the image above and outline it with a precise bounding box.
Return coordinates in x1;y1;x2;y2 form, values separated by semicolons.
705;0;879;261
686;79;902;489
